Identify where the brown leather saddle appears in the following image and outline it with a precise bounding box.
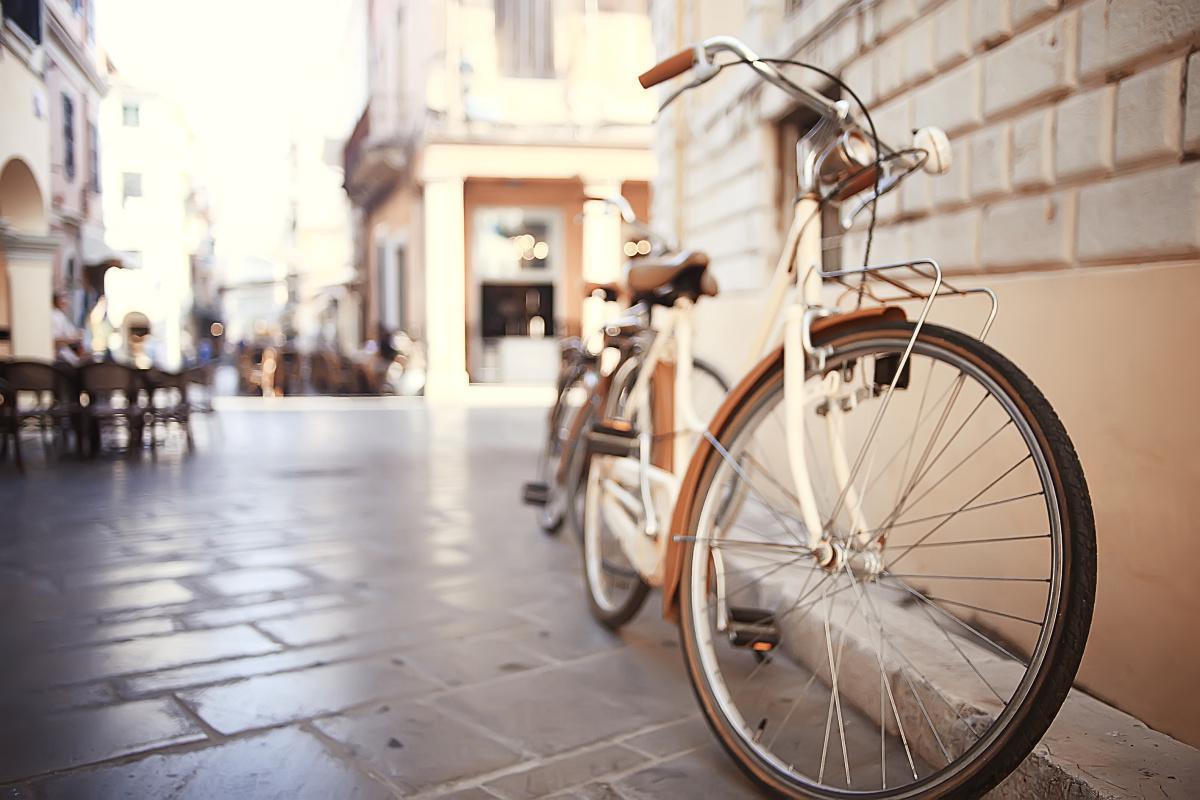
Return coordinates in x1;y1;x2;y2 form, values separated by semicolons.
623;250;717;306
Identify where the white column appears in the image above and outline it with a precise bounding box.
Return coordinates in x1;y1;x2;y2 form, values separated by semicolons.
581;179;624;338
3;231;58;360
421;177;469;399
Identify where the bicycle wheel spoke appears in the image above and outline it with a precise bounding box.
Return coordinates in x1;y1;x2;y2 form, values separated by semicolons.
742;449;804;512
888;372;970;518
858;365;962;504
883;455;1035;571
722;555;816;604
821;569;855;787
886;573;1049;584
913;593;1043;627
705;430;809;547
890;533;1049;550
882;417;1012;533
862;585;955;766
677;535;811;555
846;576;919;783
884;576;1034;663
908;585;1006;704
821;330;932;531
885;356;937;516
889;389;989;521
861;492;1045;538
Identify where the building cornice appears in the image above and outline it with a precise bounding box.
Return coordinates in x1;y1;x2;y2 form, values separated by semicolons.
2;18;43;73
44;5;106;96
0;228;60;255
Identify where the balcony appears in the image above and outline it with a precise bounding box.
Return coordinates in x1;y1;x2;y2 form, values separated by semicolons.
342;103;411;208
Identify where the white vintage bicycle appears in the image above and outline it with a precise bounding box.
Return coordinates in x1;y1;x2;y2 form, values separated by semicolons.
575;36;1095;799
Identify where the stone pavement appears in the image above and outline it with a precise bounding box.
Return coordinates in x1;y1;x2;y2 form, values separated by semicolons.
0;398;765;799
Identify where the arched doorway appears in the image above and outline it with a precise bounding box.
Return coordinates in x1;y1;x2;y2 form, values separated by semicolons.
0;158;48;234
0;157;56;358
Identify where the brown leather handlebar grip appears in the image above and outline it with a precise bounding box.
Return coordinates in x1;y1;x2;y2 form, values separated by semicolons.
638;48;695;88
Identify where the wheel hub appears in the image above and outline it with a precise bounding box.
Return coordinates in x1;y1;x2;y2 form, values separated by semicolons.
815;540;883;581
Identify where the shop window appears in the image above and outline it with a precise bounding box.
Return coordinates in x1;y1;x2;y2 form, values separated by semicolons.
3;0;42;44
472;206;562;341
88;122;100;193
62;95;76;181
480;284;555;338
122;172;142;202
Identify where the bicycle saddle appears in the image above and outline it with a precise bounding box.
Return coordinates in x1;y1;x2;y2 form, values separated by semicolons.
624;250;718;305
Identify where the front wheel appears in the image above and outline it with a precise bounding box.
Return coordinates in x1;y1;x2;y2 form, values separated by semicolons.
678;320;1095;799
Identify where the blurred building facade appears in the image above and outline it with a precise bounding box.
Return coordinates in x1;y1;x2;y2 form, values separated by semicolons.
43;0;105;323
285;135;362;357
0;0;106;359
344;0;657;394
646;0;1200;748
99;66;210;369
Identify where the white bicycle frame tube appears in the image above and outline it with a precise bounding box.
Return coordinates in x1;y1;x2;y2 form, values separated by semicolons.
783;197;832;549
616;193;855;554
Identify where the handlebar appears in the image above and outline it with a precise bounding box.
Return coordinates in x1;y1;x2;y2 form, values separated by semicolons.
640;37;845;133
637;35;950;215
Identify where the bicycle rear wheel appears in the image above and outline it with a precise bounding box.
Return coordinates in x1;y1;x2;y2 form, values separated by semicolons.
677;320;1095;798
534;367;589;534
578;356;729;629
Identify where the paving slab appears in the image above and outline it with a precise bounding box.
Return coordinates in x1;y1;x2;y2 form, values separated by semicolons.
12;624;281;687
64;559;217;588
435;648;695;757
614;749;762;799
203;566;313;596
0;698;205;782
33;726;391;799
179;592;350;628
177;657;440;735
314;700;524;794
483;743;648;800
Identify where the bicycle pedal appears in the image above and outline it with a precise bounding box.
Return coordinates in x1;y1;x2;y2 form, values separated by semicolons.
587;419;639;458
727;606;780;652
522;481;549;507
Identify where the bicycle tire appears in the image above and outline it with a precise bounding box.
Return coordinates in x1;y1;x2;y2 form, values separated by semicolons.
575;356;729;629
677;320;1095;799
535;366;589;534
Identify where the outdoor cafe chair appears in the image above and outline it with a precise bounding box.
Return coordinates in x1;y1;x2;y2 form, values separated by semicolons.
0;360;81;469
144;368;193;451
182;363;216;414
0;376;19;471
77;361;147;458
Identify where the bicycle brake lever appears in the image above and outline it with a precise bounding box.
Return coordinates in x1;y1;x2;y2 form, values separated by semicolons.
655;52;722;117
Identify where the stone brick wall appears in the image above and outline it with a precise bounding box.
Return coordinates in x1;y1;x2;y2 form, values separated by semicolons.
651;0;1199;286
647;0;1200;748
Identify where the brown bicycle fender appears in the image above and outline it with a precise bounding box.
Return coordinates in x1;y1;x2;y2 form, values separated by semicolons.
660;305;906;622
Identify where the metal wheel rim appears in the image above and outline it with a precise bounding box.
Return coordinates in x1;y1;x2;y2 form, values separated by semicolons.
687;334;1064;798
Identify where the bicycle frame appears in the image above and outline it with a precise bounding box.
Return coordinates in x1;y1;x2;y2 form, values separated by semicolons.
601;35;980;592
614;190;836;559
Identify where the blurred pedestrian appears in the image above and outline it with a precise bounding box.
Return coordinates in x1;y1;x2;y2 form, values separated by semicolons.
51;292;84;364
